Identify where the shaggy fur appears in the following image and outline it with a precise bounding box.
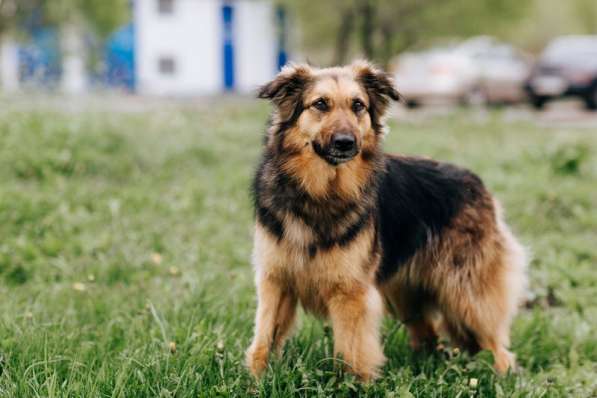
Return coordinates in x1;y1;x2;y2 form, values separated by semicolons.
246;61;528;380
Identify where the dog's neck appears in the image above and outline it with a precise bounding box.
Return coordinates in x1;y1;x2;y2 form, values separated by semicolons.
254;145;383;249
283;153;375;201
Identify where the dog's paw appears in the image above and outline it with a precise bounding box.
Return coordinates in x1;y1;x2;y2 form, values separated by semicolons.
494;349;516;375
245;343;269;378
340;348;386;382
354;367;382;383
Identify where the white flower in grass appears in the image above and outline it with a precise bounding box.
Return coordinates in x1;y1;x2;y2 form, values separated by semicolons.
72;282;86;292
151;252;163;265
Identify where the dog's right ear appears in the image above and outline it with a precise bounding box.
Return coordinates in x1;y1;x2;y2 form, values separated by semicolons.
258;64;313;121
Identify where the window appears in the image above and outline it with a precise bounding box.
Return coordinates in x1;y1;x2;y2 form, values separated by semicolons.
158;0;174;15
158;57;176;76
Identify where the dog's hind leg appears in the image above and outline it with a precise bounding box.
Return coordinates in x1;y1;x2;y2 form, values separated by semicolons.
439;241;527;374
436;202;528;374
440;286;515;374
246;276;297;378
397;293;438;351
406;315;440;351
381;278;439;351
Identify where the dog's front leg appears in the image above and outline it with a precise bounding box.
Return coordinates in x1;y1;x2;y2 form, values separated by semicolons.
328;286;386;381
246;274;296;378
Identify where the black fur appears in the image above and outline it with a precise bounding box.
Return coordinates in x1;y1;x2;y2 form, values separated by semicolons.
258;65;312;124
375;156;487;283
253;153;489;283
357;69;401;133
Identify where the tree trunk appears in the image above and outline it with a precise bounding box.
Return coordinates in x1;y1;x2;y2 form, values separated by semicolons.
60;23;87;94
359;0;375;60
0;34;20;93
333;8;354;66
380;23;394;69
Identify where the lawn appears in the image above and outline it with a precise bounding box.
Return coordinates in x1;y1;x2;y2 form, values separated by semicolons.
0;100;595;397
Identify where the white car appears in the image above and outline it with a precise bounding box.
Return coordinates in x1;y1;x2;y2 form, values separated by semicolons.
394;37;531;107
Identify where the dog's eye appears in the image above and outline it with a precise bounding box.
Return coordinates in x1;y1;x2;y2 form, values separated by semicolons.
312;98;329;112
352;99;366;113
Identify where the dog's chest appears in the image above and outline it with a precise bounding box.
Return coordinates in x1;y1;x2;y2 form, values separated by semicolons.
289;251;341;316
253;223;376;316
280;215;316;248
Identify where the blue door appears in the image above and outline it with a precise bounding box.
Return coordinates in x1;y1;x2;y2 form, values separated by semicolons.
105;23;136;91
276;6;288;70
18;27;61;86
222;4;235;91
18;8;61;87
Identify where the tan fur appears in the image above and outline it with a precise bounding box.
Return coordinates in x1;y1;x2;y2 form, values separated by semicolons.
247;61;528;380
247;66;387;378
247;221;386;379
273;68;377;200
281;152;376;202
379;198;528;373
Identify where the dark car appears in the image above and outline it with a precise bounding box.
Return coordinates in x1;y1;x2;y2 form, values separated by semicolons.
525;36;597;110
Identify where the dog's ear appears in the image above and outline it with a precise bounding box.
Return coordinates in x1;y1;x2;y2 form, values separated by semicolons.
352;60;401;133
258;64;313;122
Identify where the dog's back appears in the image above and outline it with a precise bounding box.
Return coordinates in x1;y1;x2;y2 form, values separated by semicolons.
376;155;493;283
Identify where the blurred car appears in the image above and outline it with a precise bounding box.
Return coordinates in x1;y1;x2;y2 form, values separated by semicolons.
393;48;476;107
458;37;532;104
525;36;597;110
393;37;531;107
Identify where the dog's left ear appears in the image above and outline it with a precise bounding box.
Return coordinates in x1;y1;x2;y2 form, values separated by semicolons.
352;60;401;132
258;64;313;122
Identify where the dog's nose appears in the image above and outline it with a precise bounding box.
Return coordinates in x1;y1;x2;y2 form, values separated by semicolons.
331;133;356;153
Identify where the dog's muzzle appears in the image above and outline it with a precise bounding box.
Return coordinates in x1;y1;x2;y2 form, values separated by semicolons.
315;132;359;165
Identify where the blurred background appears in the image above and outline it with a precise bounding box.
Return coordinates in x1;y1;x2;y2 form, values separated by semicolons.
0;0;596;113
0;2;596;396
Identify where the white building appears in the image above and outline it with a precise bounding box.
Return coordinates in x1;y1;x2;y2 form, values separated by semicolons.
0;37;20;93
134;0;285;96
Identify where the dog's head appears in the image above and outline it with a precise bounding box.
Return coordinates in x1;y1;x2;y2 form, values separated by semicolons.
259;61;400;166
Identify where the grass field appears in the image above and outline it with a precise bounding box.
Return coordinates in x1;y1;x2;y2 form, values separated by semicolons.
0;100;596;397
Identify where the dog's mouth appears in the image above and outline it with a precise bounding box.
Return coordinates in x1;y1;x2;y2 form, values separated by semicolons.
325;150;359;165
313;141;359;165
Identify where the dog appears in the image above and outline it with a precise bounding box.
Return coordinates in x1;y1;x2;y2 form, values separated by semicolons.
246;61;528;381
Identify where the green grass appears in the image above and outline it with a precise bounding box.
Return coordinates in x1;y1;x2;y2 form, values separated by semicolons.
0;101;596;397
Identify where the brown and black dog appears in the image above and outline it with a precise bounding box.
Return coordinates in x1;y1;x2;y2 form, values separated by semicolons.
246;61;528;380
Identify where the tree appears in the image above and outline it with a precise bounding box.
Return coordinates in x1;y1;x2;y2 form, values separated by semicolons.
282;0;533;68
333;3;355;65
573;0;597;33
1;0;129;92
41;0;130;39
1;0;128;40
0;0;22;36
0;0;40;91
